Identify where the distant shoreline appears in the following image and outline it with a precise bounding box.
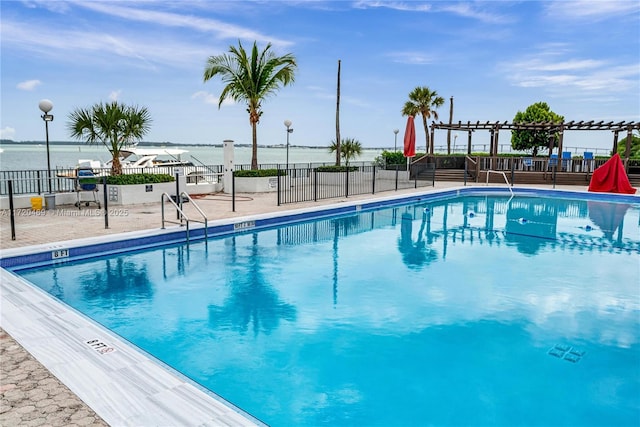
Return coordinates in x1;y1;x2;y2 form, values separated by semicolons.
0;140;385;150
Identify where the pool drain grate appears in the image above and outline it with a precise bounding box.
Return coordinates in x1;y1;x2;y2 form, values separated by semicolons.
548;344;585;363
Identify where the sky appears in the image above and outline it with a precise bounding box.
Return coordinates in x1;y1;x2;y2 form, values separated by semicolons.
1;0;639;152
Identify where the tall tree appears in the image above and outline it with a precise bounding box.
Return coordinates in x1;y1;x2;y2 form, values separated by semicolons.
67;101;151;175
616;131;639;159
511;102;564;156
329;137;362;166
401;86;445;154
335;59;342;166
203;40;297;169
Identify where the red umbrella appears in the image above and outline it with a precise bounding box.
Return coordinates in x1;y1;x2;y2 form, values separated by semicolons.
588;153;636;194
403;115;416;158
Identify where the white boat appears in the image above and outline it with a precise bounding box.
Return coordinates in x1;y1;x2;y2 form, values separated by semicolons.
117;147;193;168
77;147;219;183
78;147;193;170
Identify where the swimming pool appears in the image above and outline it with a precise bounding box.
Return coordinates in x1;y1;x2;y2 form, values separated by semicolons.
4;189;640;426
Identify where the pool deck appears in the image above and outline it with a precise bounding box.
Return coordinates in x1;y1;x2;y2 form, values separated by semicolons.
1;182;632;426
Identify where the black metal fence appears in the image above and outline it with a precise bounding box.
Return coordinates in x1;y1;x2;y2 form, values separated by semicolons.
277;165;436;205
235;161;372;171
0;165;222;196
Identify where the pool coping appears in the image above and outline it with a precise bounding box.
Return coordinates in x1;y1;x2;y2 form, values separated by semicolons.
1;185;639;425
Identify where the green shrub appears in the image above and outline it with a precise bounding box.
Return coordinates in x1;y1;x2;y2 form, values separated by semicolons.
316;165;358;172
105;173;174;185
373;150;427;168
234;169;285;177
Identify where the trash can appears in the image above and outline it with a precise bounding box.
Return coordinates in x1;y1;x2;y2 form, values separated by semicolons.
31;196;43;210
44;193;56;210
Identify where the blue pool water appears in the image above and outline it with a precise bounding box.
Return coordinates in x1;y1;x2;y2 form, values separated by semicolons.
14;193;640;426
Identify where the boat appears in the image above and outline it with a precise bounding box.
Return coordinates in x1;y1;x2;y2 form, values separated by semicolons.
76;147;217;183
115;147;194;168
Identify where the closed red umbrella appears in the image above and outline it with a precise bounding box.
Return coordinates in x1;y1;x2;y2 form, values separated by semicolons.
403;115;416;158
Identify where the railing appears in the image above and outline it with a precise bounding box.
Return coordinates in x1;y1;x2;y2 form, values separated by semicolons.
465;156;478;182
427;144;612;156
484;170;513;195
161;191;208;243
235;161;372;171
0;164;222;196
277;165;435;205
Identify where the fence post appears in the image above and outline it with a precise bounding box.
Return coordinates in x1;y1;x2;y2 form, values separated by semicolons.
510;161;515;186
464;160;467;186
372;166;376;194
345;167;349;198
8;180;15;240
103;177;109;229
277;169;281;206
314;169;318;202
395;165;399;191
432;164;436;187
37;171;42;195
175;172;180;221
232;171;236;212
553;165;557;189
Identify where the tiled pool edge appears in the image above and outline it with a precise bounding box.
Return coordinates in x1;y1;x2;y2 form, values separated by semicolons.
0;268;264;426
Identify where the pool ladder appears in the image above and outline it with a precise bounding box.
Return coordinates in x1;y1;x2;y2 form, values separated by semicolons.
484;169;514;196
161;192;208;243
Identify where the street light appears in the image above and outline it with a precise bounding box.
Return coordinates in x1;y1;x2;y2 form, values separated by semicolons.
393;129;399;151
284;119;293;170
38;99;54;201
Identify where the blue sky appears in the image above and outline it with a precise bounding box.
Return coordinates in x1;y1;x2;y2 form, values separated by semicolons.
1;0;639;151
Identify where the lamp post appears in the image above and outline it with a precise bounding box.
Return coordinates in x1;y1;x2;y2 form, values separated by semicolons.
393;129;399;151
284;120;293;170
38;99;54;204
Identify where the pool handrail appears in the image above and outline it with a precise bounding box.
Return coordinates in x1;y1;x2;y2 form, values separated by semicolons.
161;192;208;242
485;169;514;196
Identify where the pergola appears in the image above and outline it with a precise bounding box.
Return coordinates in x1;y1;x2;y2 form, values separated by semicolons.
430;120;640;157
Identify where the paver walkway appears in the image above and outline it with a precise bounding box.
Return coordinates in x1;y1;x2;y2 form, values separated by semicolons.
0;328;108;426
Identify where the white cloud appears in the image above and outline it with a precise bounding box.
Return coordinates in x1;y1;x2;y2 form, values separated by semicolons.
501;49;639;94
109;90;122;101
0;127;17;140
353;1;432;12
387;51;435;65
353;0;513;24
437;2;514;24
74;1;292;49
191;91;234;106
545;0;640;20
16;79;42;90
1;20;210;70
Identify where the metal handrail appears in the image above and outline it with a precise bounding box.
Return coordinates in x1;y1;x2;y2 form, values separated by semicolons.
179;191;208;240
161;192;208;243
485;169;513;196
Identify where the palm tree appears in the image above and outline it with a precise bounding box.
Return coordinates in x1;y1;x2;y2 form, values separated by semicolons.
329;137;362;166
203;40;297;169
401;86;444;155
68;101;151;175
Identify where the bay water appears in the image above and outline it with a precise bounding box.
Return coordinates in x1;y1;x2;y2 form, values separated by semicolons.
0;144;384;171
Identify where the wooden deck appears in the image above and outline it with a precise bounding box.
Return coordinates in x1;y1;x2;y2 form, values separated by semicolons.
431;169;640;187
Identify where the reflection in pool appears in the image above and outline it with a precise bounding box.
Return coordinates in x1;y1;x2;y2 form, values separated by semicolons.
17;194;640;426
